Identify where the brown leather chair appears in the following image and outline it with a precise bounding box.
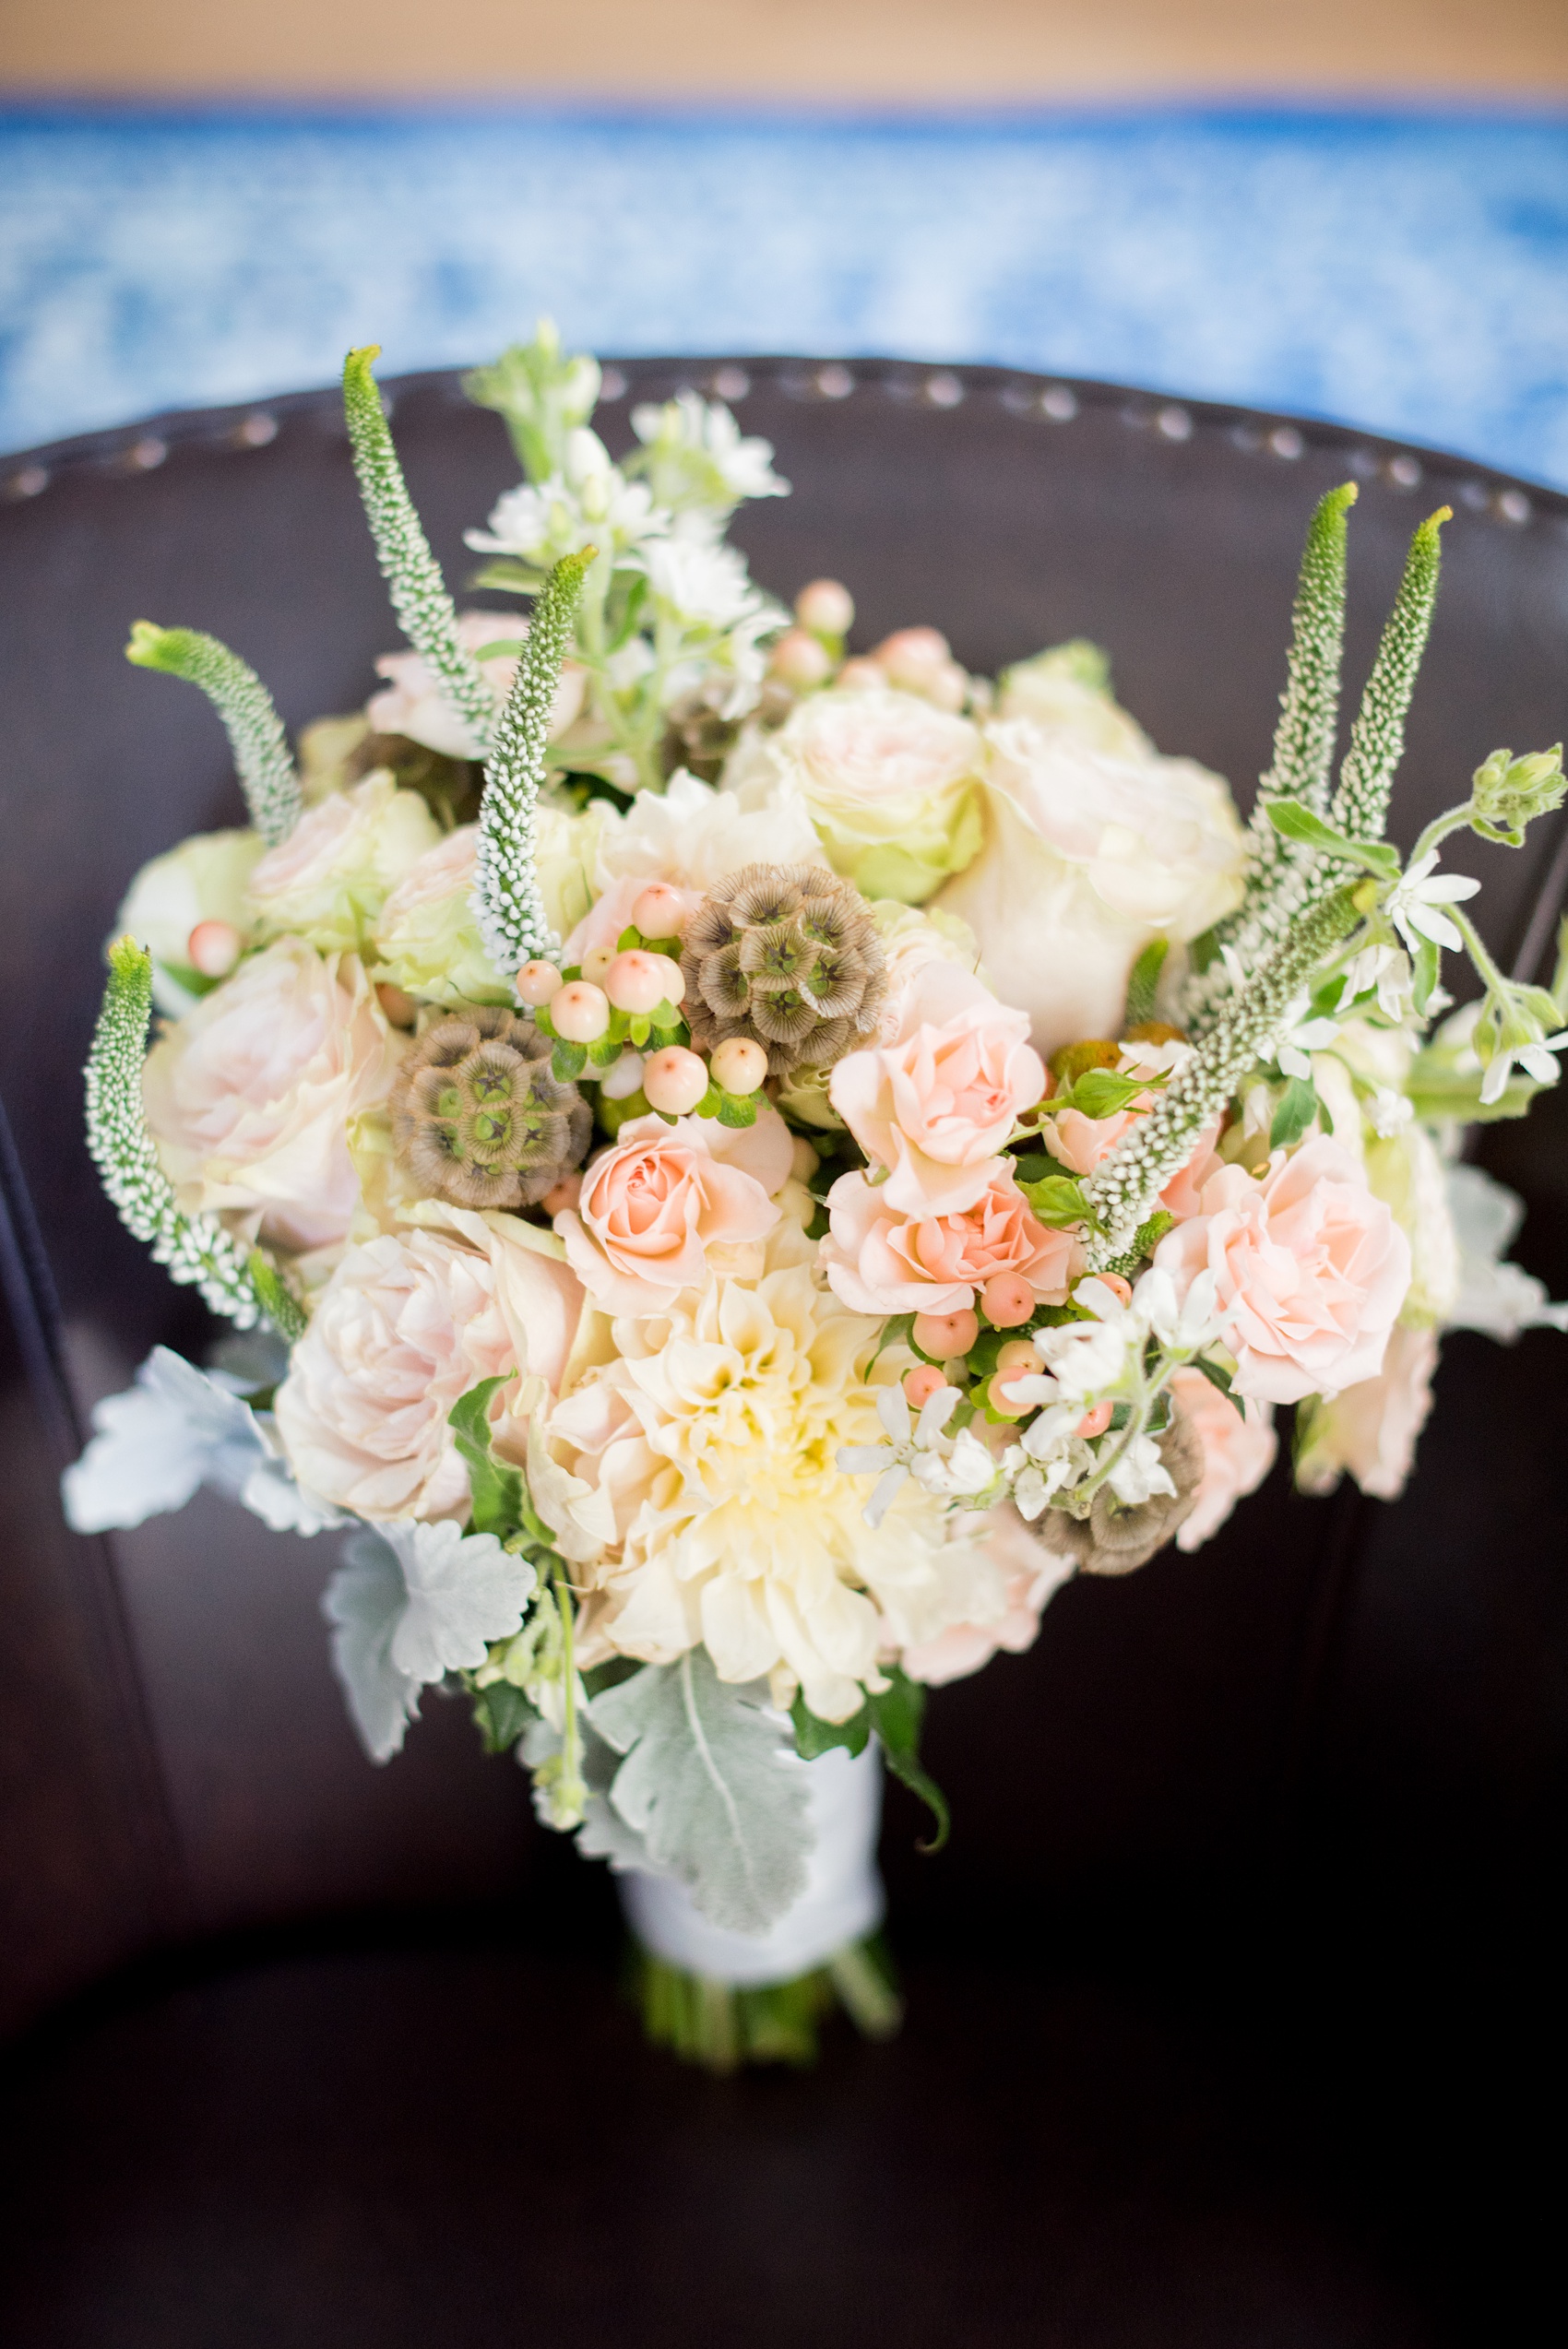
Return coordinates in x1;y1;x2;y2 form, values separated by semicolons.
2;362;1564;2345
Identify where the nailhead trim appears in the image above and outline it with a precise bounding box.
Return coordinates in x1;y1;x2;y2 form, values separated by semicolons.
3;359;1562;538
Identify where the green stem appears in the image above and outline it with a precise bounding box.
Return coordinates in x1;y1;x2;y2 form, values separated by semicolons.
1408;801;1475;873
1451;906;1511;998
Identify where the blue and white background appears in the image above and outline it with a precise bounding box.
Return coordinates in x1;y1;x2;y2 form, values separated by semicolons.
3;105;1567;482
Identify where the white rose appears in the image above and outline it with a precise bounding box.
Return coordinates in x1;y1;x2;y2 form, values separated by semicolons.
371;810;597;1005
936;718;1246;1055
743;686;986;904
367;610;588;760
996;640;1152;759
142;937;401;1252
114;828;265;1014
246;771;440;954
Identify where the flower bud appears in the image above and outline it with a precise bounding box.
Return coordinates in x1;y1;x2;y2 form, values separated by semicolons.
552;980;611;1042
631;883;688;941
904;1363;947;1409
790;1135;821;1181
988;1370;1030;1419
710;1037;767;1096
981;1272;1035;1328
769;628;833;690
600;1049;647;1100
796;578;854;638
837;657;886;692
643;1045;709;1116
652;954;686;1005
1075;1402;1114;1440
995;1339;1039;1370
187;919;243;979
516;959;563;1007
1096;1273;1134;1309
1470;743;1567;847
874;625;950;681
914;1307;978;1359
542;1173;583;1216
580;943;615;984
605;950;671;1014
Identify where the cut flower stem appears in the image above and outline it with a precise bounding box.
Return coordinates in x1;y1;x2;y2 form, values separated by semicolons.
630;1932;903;2073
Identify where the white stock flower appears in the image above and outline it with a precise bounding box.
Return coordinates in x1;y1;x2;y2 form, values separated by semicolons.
1271;995;1343;1082
467;429;664;568
1385;850;1480;956
1479;1025;1568;1107
631;390;789;511
62;1346;340;1536
1335;943;1410;1023
323;1521;536;1762
1104;1432;1177;1508
837;1379;966;1526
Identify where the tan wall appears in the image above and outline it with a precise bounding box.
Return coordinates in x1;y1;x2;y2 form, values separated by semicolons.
3;0;1567;101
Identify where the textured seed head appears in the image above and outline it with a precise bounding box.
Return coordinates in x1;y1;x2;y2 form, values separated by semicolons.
390;1003;590;1210
679;861;886;1077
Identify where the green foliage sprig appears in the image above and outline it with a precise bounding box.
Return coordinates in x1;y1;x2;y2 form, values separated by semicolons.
125;623;302;847
87;938;303;1335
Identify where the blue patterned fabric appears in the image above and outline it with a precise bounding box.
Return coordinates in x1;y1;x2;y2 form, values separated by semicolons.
2;103;1566;481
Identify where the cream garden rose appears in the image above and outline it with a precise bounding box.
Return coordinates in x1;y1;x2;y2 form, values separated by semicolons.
899;1506;1075;1685
247;771;440;954
371;810;599;1006
936;718;1246;1055
822;1164;1075;1317
114;827;265;1014
275;1221;583;1521
142;936;401;1252
1294;1323;1438;1502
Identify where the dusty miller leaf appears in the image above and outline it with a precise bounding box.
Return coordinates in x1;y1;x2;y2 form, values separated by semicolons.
589;1652;811;1935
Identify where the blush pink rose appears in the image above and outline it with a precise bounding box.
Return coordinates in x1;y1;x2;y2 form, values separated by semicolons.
274;1228;547;1521
1169;1367;1277;1552
822;1164;1076;1316
142;935;401;1252
1155;1136;1412;1406
1294;1323;1438;1502
556;1108;792;1316
829;963;1048;1216
900;1506;1075;1685
1158;1115;1227;1220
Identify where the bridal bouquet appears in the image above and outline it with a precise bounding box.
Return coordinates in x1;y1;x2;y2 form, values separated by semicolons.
65;327;1568;2068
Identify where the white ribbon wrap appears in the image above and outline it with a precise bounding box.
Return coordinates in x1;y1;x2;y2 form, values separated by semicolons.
618;1741;885;1986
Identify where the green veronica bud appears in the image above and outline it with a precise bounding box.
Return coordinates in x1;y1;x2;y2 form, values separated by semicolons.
1469;744;1566;847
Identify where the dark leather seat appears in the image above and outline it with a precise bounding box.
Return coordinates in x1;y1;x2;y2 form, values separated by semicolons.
2;362;1563;2345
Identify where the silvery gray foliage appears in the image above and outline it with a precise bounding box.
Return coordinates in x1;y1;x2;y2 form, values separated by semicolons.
324;1521;536;1763
61;1345;339;1537
522;1711;651;1871
588;1652;812;1936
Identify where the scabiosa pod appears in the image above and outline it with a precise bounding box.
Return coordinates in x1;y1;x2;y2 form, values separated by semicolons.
1083;884;1368;1261
86;937;303;1336
125;623;302;848
471;550;592;971
342;345;498;758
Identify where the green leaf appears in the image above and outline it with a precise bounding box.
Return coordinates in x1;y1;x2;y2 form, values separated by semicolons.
1063;1066;1159;1120
1131;1209;1176;1257
1410;933;1441;1014
716;1090;758;1128
791;1691;872;1761
1269;1074;1320;1151
1018;1171;1097;1230
1191;1355;1235;1399
448;1372;525;1537
587;1031;624;1068
552;1038;588;1082
471;1679;537;1755
1265;800;1401;879
1123;937;1170;1030
867;1667;949;1854
245;1250;306;1344
628;1014;651;1049
589;1653;813;1936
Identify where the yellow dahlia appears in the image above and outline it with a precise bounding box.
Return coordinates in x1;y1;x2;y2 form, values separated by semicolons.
546;1221;1005;1720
